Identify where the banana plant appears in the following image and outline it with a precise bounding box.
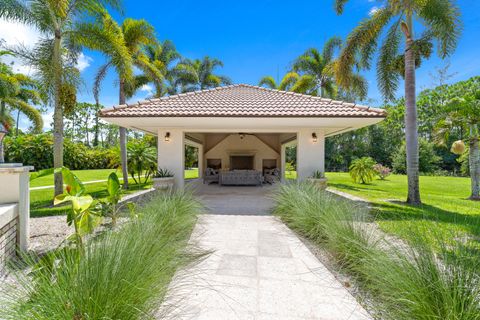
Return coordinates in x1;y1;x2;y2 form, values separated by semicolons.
100;172;123;226
54;167;102;251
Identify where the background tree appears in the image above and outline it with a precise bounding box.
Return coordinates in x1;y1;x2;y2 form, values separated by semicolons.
0;0;122;196
335;0;461;204
173;56;231;92
144;40;181;96
77;12;162;189
0;54;43;161
292;37;367;99
435;77;480;200
258;72;300;91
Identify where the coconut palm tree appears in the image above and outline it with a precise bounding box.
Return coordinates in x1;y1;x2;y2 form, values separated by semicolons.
0;56;43;161
258;72;300;91
0;0;122;196
292;37;367;99
76;12;162;189
335;0;461;204
173;57;231;92
144;40;181;96
435;77;480;200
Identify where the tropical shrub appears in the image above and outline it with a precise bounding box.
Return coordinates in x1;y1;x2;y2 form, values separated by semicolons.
2;192;203;319
154;168;174;178
392;139;442;174
311;170;325;179
4;134;120;170
99;172;123;226
127;139;157;184
53;167;102;251
349;157;376;184
273;183;480;320
373;163;391;180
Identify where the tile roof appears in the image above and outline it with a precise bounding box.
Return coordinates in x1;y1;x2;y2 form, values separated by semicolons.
100;84;386;118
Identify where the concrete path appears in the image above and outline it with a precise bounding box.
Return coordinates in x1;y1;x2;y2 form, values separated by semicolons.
163;183;371;319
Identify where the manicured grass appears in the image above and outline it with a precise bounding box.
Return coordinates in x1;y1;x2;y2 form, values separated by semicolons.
326;172;480;248
30;169;118;188
185;168;199;179
30;179;152;218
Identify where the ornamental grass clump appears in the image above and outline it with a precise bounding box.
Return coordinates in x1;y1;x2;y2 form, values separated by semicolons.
1;192;203;320
273;183;480;320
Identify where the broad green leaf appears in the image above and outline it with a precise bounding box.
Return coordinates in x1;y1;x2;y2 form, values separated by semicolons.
107;172;121;202
55;167;85;196
78;210;102;235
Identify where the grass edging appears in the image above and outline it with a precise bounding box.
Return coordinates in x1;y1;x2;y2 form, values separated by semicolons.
1;192;205;319
273;183;480;320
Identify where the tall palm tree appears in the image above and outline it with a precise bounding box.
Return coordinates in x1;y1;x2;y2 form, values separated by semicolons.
292;37;367;99
144;40;181;96
0;0;122;196
173;57;231;92
0;56;43;162
77;12;162;189
258;72;300;91
335;0;461;204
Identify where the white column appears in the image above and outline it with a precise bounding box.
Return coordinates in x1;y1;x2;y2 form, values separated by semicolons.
280;144;286;182
158;129;184;189
296;129;325;182
0;165;32;251
198;144;204;178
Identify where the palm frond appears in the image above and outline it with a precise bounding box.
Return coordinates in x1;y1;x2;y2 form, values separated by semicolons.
258;76;277;89
322;36;343;63
334;0;350;14
4;97;43;132
377;20;402;101
291;75;316;94
93;63;111;104
418;0;461;58
279;72;300;91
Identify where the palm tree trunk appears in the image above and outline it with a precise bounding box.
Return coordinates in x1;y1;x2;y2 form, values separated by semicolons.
93;104;100;147
53;31;64;196
15;110;20;136
119;79;129;189
404;15;421;205
0;101;5;163
469;126;480;200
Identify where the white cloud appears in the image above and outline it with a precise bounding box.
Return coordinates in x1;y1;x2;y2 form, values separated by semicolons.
76;53;92;72
140;84;154;94
41;111;54;131
0;18;41;75
368;6;380;16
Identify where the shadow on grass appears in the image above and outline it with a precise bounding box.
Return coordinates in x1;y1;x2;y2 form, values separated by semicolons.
328;182;386;193
371;201;480;239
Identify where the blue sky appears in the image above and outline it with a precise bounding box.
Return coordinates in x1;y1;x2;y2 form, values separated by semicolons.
2;0;480;129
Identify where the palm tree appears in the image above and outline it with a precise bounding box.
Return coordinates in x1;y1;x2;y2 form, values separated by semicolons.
435;78;480;200
76;12;162;189
335;0;461;204
258;72;300;91
0;0;122;196
292;37;367;99
173;57;231;92
144;40;181;96
0;53;43;162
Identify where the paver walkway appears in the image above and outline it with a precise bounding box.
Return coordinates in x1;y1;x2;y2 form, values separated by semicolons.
162;182;371;319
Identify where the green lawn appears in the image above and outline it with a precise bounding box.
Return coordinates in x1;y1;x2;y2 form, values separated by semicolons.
326;172;480;248
185;168;199;179
30;169;118;188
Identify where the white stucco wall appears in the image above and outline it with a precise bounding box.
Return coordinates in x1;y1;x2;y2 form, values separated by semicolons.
157;129;185;189
204;134;280;172
296;129;325;181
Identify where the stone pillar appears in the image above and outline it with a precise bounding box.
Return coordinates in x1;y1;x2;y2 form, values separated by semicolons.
296;129;325;182
0;165;33;251
198;144;204;179
158;129;184;189
280;144;287;182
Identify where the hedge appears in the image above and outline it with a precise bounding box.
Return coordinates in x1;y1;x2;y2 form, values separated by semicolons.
4;134;120;170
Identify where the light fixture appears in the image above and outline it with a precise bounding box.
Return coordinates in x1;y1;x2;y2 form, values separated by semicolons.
239;133;245;140
0;123;7;163
164;132;170;142
312;132;318;143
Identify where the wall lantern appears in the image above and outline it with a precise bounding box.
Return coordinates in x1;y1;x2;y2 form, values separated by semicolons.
239;133;245;140
312;132;318;143
164;132;170;142
0;123;7;163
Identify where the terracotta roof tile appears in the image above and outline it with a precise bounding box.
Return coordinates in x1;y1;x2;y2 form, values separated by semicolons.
100;84;386;118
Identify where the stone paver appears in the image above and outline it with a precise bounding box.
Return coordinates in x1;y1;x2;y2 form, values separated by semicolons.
162;183;371;319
